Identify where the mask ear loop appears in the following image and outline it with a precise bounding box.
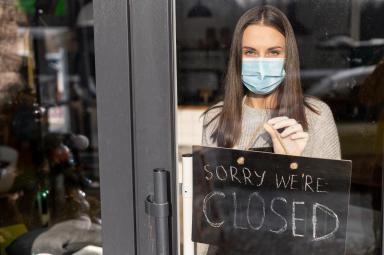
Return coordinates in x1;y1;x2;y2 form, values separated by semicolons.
245;122;289;154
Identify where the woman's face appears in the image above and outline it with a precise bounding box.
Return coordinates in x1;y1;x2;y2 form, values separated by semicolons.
242;24;286;59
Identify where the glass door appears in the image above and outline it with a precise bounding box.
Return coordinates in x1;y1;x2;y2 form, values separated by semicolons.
175;0;384;254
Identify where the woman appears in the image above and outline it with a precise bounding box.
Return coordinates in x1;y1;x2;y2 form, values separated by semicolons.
199;6;341;253
202;6;340;160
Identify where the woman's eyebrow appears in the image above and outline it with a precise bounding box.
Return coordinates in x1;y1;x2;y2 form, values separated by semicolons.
242;46;284;50
242;46;257;51
268;46;284;50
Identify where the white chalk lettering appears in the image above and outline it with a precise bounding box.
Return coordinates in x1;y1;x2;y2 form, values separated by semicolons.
203;191;225;228
316;178;327;193
292;201;305;237
201;190;342;241
270;197;288;234
312;203;339;241
247;192;265;230
242;168;254;185
216;165;228;181
290;174;298;190
254;170;266;187
203;164;213;181
230;166;242;184
233;192;248;229
305;175;314;192
276;174;291;189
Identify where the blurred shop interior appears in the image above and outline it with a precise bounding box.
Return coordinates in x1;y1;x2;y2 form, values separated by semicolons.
0;0;102;254
176;0;384;254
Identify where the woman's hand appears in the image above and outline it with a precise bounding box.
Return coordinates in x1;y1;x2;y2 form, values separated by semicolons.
263;116;308;156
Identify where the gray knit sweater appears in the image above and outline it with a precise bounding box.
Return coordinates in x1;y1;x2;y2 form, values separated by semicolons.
197;97;341;255
202;96;341;159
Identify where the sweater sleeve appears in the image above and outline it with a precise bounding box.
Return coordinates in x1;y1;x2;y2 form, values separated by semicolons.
201;113;210;146
201;105;221;146
307;101;341;160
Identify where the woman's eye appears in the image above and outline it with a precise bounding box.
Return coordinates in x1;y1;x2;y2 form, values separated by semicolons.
244;50;255;55
270;50;281;56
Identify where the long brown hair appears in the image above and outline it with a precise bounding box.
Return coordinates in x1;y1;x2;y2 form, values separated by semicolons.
204;5;318;148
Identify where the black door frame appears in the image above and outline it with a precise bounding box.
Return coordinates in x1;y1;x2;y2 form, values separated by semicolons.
93;0;177;254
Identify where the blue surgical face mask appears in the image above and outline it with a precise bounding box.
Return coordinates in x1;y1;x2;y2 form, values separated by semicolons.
241;58;286;95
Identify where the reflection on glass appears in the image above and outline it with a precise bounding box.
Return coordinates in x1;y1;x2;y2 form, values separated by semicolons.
0;1;101;254
176;1;383;255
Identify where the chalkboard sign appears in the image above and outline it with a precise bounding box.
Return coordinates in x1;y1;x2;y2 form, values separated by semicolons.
192;146;352;255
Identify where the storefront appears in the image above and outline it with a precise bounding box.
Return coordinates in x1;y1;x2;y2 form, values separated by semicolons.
0;0;383;254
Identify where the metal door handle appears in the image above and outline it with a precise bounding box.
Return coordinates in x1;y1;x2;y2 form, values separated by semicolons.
145;169;170;255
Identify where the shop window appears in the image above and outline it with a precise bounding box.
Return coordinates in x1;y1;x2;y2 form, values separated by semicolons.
176;1;384;254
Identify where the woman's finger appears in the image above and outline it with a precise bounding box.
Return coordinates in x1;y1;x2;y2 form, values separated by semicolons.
264;123;286;154
263;123;278;140
267;116;289;125
280;123;303;138
272;118;297;129
290;132;309;140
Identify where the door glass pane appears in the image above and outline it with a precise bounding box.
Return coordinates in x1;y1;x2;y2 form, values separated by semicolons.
0;1;102;254
176;1;383;254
